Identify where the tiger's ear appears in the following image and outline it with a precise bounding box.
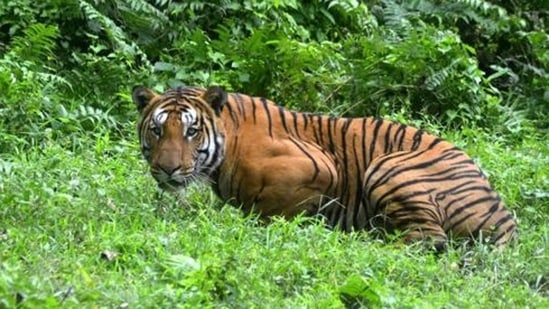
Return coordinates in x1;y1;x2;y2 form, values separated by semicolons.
203;86;227;116
132;86;158;114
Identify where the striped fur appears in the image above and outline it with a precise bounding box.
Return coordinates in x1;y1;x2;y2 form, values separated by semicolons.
132;86;517;249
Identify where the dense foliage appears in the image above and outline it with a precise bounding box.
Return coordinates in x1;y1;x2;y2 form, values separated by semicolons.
0;0;548;307
1;0;548;148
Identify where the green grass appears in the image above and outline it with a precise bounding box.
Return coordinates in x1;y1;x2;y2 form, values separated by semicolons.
1;128;548;308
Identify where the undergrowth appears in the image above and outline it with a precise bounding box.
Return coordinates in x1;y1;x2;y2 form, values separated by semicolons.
0;126;547;308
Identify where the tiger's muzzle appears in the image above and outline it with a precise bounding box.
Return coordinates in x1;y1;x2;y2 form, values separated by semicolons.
151;164;195;191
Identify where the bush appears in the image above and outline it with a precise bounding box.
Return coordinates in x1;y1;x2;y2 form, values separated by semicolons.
341;19;502;127
0;0;547;152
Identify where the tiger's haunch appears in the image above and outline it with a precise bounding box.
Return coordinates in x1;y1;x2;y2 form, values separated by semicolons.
132;85;518;249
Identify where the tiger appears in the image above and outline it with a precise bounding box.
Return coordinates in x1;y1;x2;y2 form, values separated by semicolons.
132;85;517;250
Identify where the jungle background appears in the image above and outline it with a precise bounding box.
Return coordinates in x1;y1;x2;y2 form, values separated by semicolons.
1;0;548;307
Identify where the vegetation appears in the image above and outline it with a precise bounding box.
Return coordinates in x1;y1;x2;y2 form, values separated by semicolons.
0;0;547;307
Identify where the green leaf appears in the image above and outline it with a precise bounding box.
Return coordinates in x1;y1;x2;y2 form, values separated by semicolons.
153;62;176;72
339;274;382;308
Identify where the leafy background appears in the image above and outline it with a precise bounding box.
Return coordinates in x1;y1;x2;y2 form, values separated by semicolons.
0;0;548;307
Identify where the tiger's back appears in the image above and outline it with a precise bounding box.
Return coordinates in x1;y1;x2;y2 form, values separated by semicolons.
133;86;518;249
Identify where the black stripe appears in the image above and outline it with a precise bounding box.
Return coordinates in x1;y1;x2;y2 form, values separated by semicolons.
330;203;345;231
492;212;514;229
364;149;431;199
395;124;407;151
352;133;365;230
197;124;215;162
446;196;495;223
327;117;336;153
390;214;441;227
411;130;425;150
374;188;437;212
251;97;257;124
228;160;240;200
278;106;290;134
491;220;516;243
469;202;502;236
234;93;246;120
481;200;500;218
369;118;383;162
450;159;476;166
376;177;447;209
390;149;460;171
339;127;349;206
252;183;266;204
380;174;486;204
309;114;320;143
339;118;352;206
428;138;443;149
441;146;461;154
288;136;320;181
261;98;273;138
317;115;324;145
438;151;464;161
443;185;493;211
225;101;239;128
291;112;301;138
440;182;488;197
206;135;224;172
231;134;239;158
364;153;413;202
384;122;394;153
317;154;335;192
413;164;475;179
412;171;487;184
447;213;476;233
361;118;368;166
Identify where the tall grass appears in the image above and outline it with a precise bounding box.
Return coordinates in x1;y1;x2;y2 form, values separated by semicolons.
1;125;547;308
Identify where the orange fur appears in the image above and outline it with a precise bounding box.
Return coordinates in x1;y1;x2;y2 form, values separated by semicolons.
133;86;517;249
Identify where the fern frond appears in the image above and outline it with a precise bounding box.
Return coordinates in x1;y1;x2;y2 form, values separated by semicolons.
405;0;510;33
34;72;72;90
381;0;413;29
424;59;460;91
10;24;59;64
79;0;138;55
121;0;170;30
457;0;507;18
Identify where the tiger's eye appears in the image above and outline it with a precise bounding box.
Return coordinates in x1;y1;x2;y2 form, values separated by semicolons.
151;126;161;136
187;127;198;137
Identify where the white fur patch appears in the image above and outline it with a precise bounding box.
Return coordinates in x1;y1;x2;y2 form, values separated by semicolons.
153;108;168;125
181;109;197;139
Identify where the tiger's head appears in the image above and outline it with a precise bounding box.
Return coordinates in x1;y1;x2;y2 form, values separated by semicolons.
132;85;227;191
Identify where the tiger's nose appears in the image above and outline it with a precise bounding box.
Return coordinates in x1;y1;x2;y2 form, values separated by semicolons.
158;164;181;176
156;148;182;176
